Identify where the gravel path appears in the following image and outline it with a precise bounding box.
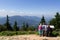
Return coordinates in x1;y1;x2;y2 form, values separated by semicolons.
0;35;60;40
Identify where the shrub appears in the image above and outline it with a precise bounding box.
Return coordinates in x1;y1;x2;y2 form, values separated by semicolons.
52;31;59;37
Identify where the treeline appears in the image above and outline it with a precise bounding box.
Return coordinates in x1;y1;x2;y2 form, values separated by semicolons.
0;12;60;32
0;15;35;31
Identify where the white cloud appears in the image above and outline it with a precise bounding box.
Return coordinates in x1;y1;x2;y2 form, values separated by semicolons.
0;9;32;17
0;9;56;17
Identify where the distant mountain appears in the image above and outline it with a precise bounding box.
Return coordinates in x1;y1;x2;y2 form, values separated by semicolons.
0;16;52;27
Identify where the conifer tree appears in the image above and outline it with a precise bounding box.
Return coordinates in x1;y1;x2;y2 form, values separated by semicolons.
4;15;12;31
50;12;60;29
13;21;19;31
40;16;46;25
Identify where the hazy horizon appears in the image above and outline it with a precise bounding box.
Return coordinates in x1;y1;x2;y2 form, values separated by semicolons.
0;0;60;17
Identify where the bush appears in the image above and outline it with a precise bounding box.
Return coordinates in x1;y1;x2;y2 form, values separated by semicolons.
52;31;59;37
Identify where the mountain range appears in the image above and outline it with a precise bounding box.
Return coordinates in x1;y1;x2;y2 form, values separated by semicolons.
0;16;53;27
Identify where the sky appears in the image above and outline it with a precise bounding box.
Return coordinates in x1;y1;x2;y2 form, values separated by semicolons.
0;0;60;17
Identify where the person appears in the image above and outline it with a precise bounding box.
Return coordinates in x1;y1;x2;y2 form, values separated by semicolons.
50;28;53;36
42;25;47;36
38;24;43;36
42;25;45;36
46;25;50;37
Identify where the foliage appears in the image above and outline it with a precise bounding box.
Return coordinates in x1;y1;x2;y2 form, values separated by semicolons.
55;12;60;29
40;16;46;24
13;21;19;31
52;31;59;37
49;18;56;25
0;25;7;31
0;31;36;36
25;23;29;31
22;22;29;31
0;25;3;32
4;15;13;31
28;26;35;31
49;12;60;29
22;22;26;31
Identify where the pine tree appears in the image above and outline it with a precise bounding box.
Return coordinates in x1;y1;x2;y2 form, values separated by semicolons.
40;16;46;25
22;22;29;31
22;22;26;31
49;12;60;29
4;15;12;31
25;23;29;31
13;21;19;31
55;12;60;29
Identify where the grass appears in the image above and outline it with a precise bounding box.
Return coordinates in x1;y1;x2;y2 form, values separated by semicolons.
0;31;38;36
0;31;59;36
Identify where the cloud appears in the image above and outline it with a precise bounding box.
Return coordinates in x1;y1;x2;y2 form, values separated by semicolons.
0;9;56;17
0;9;26;17
0;9;35;17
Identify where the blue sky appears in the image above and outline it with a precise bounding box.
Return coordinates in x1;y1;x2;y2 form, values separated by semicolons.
0;0;60;17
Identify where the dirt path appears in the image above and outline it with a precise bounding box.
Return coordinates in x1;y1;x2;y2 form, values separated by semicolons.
0;35;60;40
